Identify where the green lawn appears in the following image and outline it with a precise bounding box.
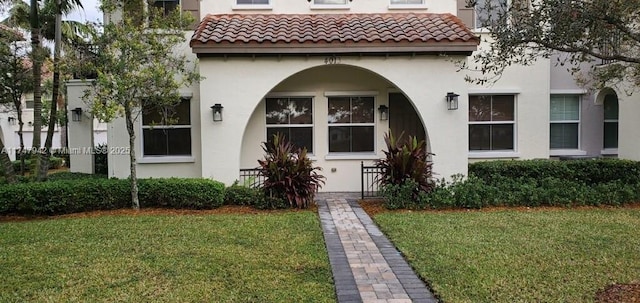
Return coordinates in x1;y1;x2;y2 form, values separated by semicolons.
0;212;335;303
373;208;640;303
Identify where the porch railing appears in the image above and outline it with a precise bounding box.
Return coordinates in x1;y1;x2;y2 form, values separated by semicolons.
239;168;264;189
361;161;384;199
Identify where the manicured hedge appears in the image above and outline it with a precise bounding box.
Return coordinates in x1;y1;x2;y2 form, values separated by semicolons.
469;159;640;186
223;184;290;210
381;159;640;210
0;177;225;215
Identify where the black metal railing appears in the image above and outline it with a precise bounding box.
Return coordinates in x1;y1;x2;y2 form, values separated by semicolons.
361;161;384;199
239;168;264;189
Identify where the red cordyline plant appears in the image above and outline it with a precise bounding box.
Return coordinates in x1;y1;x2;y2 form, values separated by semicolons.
258;133;325;209
376;131;435;195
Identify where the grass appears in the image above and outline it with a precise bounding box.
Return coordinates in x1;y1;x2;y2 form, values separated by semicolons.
0;212;335;303
373;208;640;303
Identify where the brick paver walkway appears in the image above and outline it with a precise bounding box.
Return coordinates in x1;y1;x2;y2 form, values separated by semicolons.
316;193;438;303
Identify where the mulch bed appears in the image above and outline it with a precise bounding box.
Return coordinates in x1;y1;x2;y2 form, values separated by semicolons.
595;283;640;303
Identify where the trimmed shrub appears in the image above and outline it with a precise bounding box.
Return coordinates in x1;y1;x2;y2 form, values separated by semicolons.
47;171;107;181
0;177;226;215
224;184;262;206
138;178;225;209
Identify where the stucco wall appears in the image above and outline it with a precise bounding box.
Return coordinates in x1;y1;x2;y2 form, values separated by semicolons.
203;0;455;15
200;55;470;191
466;35;551;161
618;92;640;161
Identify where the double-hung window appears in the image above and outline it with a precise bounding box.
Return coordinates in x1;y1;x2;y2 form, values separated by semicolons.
266;97;314;153
469;95;515;151
142;98;192;156
236;0;269;4
603;95;619;149
328;96;375;153
550;94;580;149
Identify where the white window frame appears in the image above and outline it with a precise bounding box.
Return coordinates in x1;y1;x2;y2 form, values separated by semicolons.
310;0;350;10
388;0;428;10
326;93;377;156
549;94;584;155
265;96;315;155
468;94;517;156
139;98;194;163
232;0;272;10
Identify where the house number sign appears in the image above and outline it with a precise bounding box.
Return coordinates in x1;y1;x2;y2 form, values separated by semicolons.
324;55;341;65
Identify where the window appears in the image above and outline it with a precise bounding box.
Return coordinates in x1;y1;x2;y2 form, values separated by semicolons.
266;97;313;153
25;100;34;109
469;95;515;151
550;95;580;149
328;96;375;153
603;94;619;149
313;0;348;5
390;0;424;4
474;0;507;28
142;99;192;156
151;0;178;17
236;0;269;4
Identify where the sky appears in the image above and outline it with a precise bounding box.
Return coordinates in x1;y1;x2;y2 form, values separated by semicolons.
1;0;103;23
65;0;103;23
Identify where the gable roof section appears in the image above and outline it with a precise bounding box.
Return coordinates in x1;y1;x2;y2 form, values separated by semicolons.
190;13;479;56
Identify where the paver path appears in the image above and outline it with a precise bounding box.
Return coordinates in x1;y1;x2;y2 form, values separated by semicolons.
316;192;438;303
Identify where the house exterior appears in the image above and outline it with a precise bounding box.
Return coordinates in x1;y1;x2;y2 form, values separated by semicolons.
66;0;640;191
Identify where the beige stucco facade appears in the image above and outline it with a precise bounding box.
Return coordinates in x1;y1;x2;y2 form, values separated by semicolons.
62;0;639;191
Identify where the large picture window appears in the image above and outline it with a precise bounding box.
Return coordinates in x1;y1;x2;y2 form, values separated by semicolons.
328;96;375;153
142;98;192;156
550;95;580;149
469;95;515;151
313;0;348;5
603;94;619;149
266;97;313;153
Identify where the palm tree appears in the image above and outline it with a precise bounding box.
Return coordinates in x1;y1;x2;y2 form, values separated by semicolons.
2;0;85;180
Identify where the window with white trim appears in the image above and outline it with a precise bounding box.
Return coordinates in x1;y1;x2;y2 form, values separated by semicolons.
142;98;192;156
390;0;424;4
603;94;619;149
236;0;269;4
469;95;515;151
313;0;348;5
266;97;313;153
328;96;375;153
550;94;580;149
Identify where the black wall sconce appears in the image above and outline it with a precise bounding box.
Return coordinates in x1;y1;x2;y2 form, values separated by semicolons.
211;103;223;122
446;92;460;110
7;117;16;125
378;105;389;121
71;107;83;122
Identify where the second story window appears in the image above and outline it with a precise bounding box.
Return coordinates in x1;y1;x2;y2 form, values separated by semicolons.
390;0;424;4
152;0;178;17
313;0;348;5
236;0;269;4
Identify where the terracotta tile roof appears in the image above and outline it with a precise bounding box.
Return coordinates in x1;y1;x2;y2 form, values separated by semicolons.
0;24;25;41
190;13;479;55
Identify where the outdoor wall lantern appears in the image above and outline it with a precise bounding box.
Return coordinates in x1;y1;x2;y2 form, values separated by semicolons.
446;92;460;110
211;103;223;122
71;107;83;122
7;117;16;125
378;105;389;121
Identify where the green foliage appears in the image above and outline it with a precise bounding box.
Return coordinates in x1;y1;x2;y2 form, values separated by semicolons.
258;134;325;209
0;177;226;215
381;160;640;210
376;131;434;200
465;0;640;90
138;178;225;209
46;171;107;181
0;156;64;174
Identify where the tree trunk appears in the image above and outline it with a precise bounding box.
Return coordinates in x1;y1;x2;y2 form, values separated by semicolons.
37;0;62;182
30;0;43;178
124;103;139;210
0;138;17;184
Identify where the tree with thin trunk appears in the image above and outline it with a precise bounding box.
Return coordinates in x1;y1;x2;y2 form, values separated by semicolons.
463;0;640;91
79;0;201;209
